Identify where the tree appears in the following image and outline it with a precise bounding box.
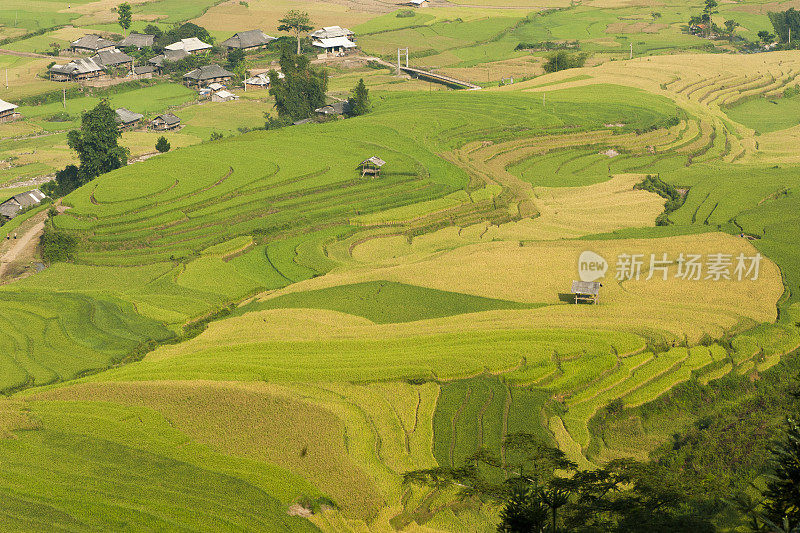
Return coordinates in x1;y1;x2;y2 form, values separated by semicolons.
67;100;128;183
759;30;776;44
724;19;740;36
497;485;548;533
761;418;800;530
117;2;132;34
542;51;587;73
347;78;370;116
143;24;163;39
277;10;313;55
227;48;245;70
155;136;171;153
41;164;81;198
268;49;327;121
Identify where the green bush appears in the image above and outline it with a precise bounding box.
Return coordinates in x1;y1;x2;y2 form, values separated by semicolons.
542;51;588;73
396;9;415;18
40;228;78;263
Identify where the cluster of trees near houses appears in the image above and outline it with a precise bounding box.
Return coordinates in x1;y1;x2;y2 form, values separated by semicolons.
688;0;800;51
266;48;371;127
404;367;800;532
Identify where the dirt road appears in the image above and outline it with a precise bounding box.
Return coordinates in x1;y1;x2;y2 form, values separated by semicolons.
0;217;45;280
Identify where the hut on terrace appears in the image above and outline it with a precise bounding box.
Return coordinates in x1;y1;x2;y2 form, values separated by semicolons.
359;156;386;178
570;280;601;304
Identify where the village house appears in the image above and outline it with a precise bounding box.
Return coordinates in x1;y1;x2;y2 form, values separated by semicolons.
118;33;155;49
207;82;226;92
404;0;429;6
221;30;276;51
70;34;116;54
49;58;103;82
0;189;46;221
243;71;283;89
115;108;143;129
91;49;135;73
148;48;190;69
0;99;19;122
165;37;212;55
151;113;181;131
183;64;234;87
310;26;356;57
211;90;239;102
315;101;350;116
310;26;355;41
133;65;157;78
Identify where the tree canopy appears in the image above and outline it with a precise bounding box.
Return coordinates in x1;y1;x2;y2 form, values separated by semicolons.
347;78;371;117
268;49;328;121
66;100;128;184
117;2;132;33
277;10;313;55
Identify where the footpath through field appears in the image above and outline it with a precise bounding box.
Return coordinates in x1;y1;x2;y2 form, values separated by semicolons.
0;211;47;281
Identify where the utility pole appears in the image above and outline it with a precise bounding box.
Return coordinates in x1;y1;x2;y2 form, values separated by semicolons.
63;87;66;109
630;42;633;60
4;69;7;90
543;92;546;107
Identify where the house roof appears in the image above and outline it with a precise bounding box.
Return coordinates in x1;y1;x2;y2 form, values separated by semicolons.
315;101;350;115
571;280;601;296
115;108;143;124
0;99;18;114
221;30;276;49
154;113;180;125
71;34;115;50
207;82;225;91
312;37;357;49
0;189;46;218
148;48;190;66
408;0;427;4
50;58;103;75
165;37;212;53
134;65;157;75
13;189;46;208
183;64;234;81
310;26;354;39
0;200;20;219
245;72;284;85
213;90;238;99
91;49;134;68
119;33;154;48
360;156;386;167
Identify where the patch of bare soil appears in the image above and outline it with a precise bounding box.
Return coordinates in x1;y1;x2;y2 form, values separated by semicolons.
287;503;313;518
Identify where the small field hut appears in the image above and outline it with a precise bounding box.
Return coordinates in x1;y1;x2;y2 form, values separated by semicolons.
571;280;601;304
359;156;386;178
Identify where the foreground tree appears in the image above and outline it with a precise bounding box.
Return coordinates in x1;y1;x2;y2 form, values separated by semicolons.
278;10;313;55
117;2;132;34
347;78;371;116
761;418;800;531
67;100;129;183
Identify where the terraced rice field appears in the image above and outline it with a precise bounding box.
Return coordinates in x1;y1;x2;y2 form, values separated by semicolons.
2;36;800;531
